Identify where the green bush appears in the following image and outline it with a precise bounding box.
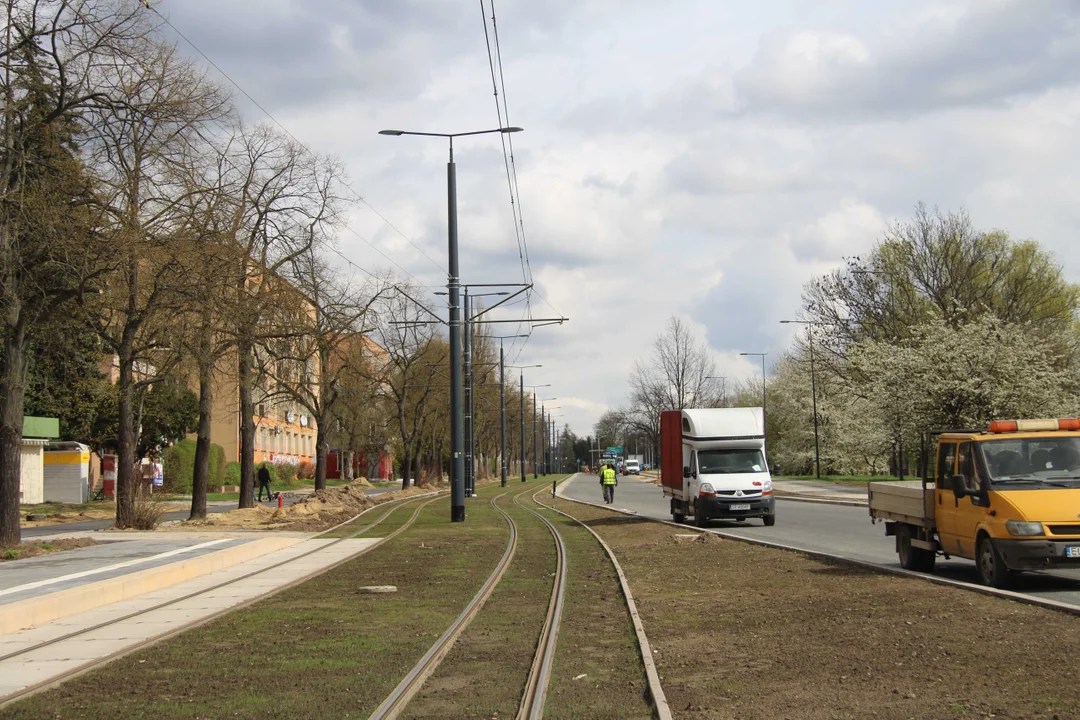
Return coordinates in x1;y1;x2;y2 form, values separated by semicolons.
164;439;227;493
276;461;298;487
224;461;241;487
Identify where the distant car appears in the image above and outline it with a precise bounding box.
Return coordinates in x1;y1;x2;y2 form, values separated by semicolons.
624;459;641;475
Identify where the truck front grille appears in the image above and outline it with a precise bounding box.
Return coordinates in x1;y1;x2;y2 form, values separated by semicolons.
716;490;761;498
1048;525;1080;536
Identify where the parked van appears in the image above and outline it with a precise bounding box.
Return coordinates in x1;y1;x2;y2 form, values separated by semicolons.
660;408;775;527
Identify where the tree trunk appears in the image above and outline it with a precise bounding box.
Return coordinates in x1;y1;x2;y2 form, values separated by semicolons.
190;359;213;520
237;339;255;508
115;344;136;528
0;325;27;548
401;447;411;489
314;421;327;492
413;453;423;487
343;449;353;482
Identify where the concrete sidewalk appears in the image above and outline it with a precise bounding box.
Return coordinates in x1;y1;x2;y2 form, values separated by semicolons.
0;534;303;636
0;536;379;704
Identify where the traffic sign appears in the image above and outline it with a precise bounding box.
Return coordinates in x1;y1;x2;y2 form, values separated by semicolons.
606;446;622;454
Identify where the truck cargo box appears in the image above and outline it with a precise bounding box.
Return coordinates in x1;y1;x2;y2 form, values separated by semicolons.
867;481;934;528
660;410;683;491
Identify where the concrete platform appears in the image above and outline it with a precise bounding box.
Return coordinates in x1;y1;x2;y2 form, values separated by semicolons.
0;535;302;635
0;537;379;704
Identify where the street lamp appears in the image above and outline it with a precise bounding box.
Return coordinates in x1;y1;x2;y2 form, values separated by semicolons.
380;125;523;522
494;337;529;487
463;289;510;498
739;352;768;458
780;320;821;479
539;399;558;476
522;381;550;480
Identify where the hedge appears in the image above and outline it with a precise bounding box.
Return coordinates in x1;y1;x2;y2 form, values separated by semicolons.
163;439;225;493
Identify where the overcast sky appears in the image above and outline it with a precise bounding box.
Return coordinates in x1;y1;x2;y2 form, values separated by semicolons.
161;0;1080;437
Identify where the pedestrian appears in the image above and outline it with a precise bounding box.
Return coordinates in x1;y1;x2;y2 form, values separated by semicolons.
257;463;273;502
601;463;618;504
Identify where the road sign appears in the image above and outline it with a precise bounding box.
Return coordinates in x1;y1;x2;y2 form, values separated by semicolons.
606;446;622;454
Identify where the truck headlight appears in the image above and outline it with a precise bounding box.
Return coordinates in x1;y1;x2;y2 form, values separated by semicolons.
762;479;773;495
699;483;715;496
1005;520;1044;536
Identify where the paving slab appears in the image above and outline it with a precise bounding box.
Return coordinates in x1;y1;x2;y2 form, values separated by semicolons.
0;537;378;703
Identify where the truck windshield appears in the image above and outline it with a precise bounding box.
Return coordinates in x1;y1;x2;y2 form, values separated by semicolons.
978;437;1080;486
698;449;766;474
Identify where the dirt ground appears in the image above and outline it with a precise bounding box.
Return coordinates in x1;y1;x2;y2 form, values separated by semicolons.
20;504;114;528
554;497;1080;720
1;537;97;561
173;482;441;533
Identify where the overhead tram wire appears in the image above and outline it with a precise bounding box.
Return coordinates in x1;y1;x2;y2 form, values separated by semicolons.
478;0;529;290
143;3;448;281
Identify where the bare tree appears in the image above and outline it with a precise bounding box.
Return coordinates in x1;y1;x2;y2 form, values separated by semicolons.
78;39;229;528
0;0;150;546
268;248;385;490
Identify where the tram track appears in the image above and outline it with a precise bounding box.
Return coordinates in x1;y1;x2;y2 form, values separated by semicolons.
368;490;520;720
512;488;568;720
533;483;674;720
0;493;442;707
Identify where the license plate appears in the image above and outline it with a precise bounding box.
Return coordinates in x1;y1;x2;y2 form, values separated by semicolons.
730;503;751;511
1067;547;1080;558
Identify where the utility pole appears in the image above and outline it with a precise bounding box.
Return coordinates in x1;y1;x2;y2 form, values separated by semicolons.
540;405;546;476
463;290;472;498
500;345;506;486
520;373;526;482
533;396;539;479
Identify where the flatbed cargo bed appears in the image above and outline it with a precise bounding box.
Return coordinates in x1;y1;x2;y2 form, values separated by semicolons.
867;481;935;528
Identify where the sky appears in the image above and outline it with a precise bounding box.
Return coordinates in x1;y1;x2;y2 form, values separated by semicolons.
158;0;1080;437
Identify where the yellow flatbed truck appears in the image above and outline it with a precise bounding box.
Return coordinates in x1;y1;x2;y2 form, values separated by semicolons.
869;418;1080;588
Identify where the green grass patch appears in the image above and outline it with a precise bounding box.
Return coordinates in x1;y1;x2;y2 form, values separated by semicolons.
1;491;513;719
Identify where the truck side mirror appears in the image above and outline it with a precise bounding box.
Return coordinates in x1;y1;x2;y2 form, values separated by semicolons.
949;474;968;498
683;466;691;479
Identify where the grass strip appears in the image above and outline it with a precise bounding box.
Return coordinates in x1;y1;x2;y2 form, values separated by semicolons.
1;496;511;720
536;498;655;719
553;496;1080;720
405;482;555;717
317;497;424;539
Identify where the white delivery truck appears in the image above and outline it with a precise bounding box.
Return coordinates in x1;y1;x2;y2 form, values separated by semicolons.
660;408;775;527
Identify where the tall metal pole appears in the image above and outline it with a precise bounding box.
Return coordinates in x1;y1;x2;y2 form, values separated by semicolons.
500;345;507;487
520;372;526;482
463;290;472;498
448;145;465;522
761;354;767;459
533;395;538;479
539;404;545;477
808;327;821;479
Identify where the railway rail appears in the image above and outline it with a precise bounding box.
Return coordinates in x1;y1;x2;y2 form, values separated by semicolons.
535;482;674;720
512;489;568;720
368;490;520;720
0;493;441;707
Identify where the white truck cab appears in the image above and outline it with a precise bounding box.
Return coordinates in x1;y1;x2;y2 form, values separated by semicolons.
661;408;776;527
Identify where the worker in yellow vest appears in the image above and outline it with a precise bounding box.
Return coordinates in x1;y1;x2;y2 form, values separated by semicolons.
601;463;618;504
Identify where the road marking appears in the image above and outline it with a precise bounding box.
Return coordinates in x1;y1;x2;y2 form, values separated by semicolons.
0;539;232;598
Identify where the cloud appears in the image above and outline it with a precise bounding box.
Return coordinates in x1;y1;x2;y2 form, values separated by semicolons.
791;198;885;263
734;0;1080;118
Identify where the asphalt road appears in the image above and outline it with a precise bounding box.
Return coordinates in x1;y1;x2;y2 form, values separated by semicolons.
562;473;1080;609
22;486;396;539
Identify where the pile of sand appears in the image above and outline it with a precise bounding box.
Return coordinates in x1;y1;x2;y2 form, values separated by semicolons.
180;482;440;532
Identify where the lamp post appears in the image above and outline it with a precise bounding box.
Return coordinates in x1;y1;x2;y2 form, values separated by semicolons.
494;339;529;487
739;352;768;457
379;126;522;522
780;320;821;479
522;381;549;481
705;375;727;407
539;399;558;475
463;290;509;497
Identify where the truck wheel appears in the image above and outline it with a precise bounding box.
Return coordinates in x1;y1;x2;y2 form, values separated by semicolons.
693;502;708;528
896;525;934;572
673;511;685;523
762;514;776;527
976;535;1013;589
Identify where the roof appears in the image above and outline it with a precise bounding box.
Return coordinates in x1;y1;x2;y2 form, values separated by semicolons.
681;407;764;439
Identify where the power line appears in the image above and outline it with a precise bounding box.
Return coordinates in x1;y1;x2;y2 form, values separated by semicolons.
147;4;448;281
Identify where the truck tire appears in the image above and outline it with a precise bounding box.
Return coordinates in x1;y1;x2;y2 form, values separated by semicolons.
673;511;685;523
896;525;935;572
693;501;708;528
762;513;776;527
976;535;1013;589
